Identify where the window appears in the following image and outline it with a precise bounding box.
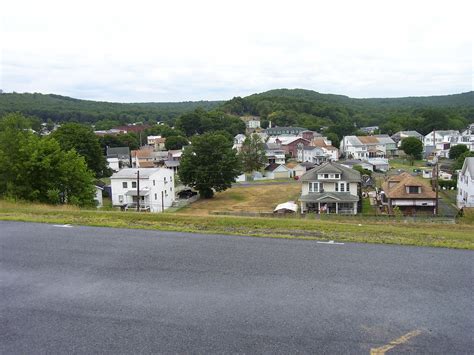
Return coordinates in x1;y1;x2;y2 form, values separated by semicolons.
335;174;340;179
324;174;329;178
346;183;350;192
164;177;167;183
155;193;157;200
340;183;345;192
407;186;420;194
132;181;137;188
122;182;127;188
170;176;173;182
309;182;320;192
153;180;155;186
335;183;339;192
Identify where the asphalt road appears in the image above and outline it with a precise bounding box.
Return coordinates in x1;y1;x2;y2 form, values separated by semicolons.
1;221;472;354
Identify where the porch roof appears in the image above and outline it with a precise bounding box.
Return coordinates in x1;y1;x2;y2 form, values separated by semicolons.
125;190;150;196
299;192;359;203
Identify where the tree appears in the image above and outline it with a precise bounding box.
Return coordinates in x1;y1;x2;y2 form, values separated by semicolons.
449;144;469;160
52;123;110;177
165;135;189;150
239;134;267;173
453;151;474;170
179;133;242;198
0;113;96;206
400;137;423;163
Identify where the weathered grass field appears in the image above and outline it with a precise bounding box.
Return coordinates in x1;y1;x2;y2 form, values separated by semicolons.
1;199;473;250
180;182;301;215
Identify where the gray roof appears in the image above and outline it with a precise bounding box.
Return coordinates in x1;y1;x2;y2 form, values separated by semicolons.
107;146;130;158
301;161;361;182
300;192;359;203
111;168;163;179
374;135;396;145
345;136;363;146
164;160;180;167
461;157;474;177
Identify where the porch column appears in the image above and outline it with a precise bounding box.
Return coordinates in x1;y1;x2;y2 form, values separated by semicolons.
318;202;320;214
300;201;304;214
353;202;357;215
336;203;339;214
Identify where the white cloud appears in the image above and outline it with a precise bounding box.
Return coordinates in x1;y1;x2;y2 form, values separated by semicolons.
1;0;472;101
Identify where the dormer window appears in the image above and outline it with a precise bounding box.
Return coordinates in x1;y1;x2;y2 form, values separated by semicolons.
407;186;421;194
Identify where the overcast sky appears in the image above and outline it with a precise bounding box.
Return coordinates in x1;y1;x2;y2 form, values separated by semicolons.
1;0;473;102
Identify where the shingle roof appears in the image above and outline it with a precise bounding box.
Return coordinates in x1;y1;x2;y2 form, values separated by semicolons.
301;161;361;182
106;146;130;158
357;136;380;144
111;168;164;179
382;172;436;199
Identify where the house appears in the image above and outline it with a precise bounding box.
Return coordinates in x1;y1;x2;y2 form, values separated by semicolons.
240;115;261;132
339;159;374;172
297;146;329;164
452;124;474;152
264;143;286;165
423;130;460;158
131;148;155;168
286;162;307;178
380;173;437;215
264;164;291;179
233;134;247;151
298;130;322;141
457;157;474;208
264;126;307;136
106;147;130;171
359;126;379;134
110;168;175;212
366;158;390;172
374;135;397;157
299;161;361;214
167;150;183;161
391;131;424;147
147;136;166;151
310;137;339;161
340;135;394;159
279;137;311;158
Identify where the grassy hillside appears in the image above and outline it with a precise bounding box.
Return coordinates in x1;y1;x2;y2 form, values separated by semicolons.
0;92;223;124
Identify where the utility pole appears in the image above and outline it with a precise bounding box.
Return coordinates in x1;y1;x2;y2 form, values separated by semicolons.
161;191;164;213
433;129;439;216
136;170;140;212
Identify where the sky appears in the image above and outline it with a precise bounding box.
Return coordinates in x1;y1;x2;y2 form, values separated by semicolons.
0;0;473;102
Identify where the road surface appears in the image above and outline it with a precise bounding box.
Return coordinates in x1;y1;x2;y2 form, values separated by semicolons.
1;221;472;354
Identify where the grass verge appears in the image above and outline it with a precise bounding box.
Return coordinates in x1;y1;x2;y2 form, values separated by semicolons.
0;200;473;250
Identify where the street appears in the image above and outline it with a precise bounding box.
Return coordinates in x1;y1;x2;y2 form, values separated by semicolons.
1;221;472;354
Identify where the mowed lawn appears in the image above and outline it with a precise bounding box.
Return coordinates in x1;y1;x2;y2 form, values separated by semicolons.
180;182;301;215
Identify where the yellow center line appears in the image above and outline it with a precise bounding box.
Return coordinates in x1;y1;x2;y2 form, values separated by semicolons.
370;329;422;354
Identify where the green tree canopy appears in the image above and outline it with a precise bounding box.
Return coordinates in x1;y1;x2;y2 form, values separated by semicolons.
453;151;474;170
52;123;110;177
239;134;267;173
0;113;96;206
449;144;469;160
165;135;189;150
400;137;423;161
179;132;242;198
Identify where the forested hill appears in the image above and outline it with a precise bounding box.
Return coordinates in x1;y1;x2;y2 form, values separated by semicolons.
0;92;223;124
221;89;474;137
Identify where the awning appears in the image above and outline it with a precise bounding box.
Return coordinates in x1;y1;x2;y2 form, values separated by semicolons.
300;192;358;203
125;190;150;196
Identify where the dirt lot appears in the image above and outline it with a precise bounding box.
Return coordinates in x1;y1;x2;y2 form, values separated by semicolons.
179;182;301;215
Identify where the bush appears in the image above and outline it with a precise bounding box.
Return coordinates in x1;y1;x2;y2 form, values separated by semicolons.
438;180;456;189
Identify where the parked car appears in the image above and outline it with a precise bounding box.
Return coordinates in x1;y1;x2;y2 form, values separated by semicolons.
178;189;198;199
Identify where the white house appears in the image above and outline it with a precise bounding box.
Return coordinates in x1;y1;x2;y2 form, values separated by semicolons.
391;131;424;147
424;130;460;158
457;157;474;208
110;168;175;212
297;146;329;164
299;161;361;214
340;136;393;159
